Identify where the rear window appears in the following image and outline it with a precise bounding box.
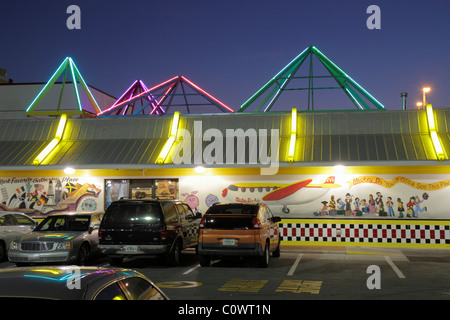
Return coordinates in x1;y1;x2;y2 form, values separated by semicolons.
206;204;259;215
102;203;163;227
204;216;254;230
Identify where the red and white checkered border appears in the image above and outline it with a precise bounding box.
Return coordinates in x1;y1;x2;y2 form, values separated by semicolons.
280;220;450;245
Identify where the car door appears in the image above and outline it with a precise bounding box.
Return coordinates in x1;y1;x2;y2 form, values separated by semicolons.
86;213;102;253
12;214;35;235
175;202;196;247
0;214;24;249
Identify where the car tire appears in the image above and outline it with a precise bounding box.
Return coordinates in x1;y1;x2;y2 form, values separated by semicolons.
272;238;281;258
259;242;269;268
77;243;90;265
166;240;182;266
199;255;211;267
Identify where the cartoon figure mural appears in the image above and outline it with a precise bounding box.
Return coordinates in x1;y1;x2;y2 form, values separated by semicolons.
182;191;200;214
205;194;219;207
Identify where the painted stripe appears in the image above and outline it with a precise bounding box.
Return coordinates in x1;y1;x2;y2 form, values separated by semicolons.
183;264;200;275
287;254;303;276
385;256;406;279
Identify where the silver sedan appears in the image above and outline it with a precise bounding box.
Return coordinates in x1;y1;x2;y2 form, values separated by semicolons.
8;211;103;266
0;211;37;261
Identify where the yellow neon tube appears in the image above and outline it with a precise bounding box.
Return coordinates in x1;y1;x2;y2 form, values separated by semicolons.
425;104;445;161
287;108;297;164
33;114;67;167
156;112;180;165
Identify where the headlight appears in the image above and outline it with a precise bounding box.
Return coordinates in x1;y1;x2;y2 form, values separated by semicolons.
56;241;72;250
10;241;20;250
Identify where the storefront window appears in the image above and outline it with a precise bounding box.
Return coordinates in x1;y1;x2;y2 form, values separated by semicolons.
105;179;178;207
155;180;178;199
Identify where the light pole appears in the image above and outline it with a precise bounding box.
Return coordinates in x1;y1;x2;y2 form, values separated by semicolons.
423;87;431;107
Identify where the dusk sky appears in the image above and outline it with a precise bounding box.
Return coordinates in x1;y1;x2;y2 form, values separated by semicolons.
1;0;449;112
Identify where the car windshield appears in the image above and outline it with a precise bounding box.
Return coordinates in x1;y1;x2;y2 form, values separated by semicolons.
35;215;91;232
206;204;259;215
102;203;162;227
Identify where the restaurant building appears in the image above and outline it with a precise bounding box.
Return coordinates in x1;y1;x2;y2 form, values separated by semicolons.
1;47;449;249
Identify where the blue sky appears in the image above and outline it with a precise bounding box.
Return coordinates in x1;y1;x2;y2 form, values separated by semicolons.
1;0;449;111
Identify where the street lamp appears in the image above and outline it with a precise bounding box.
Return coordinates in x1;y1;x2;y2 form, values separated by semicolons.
423;87;431;107
416;102;423;109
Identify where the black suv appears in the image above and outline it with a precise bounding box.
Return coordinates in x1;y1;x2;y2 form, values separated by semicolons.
99;199;201;266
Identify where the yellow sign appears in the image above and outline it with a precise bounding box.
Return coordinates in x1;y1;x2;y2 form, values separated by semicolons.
349;176;450;191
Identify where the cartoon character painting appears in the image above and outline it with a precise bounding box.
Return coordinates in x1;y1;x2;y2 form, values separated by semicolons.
182;191;200;214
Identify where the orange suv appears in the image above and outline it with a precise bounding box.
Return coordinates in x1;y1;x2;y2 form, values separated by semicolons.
197;203;281;267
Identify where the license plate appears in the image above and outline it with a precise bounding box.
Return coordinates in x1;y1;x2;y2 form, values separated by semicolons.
124;246;138;252
222;239;236;246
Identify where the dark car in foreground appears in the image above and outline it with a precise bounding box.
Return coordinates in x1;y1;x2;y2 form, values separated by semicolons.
0;266;168;300
8;212;103;266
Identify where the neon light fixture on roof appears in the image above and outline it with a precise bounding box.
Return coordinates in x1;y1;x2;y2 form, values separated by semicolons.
97;76;233;116
425;104;445;161
287;108;297;164
156;111;180;165
33;114;68;167
26;57;101;116
98;76;179;115
181;76;234;113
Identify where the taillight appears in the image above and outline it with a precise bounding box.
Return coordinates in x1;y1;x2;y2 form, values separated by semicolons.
199;216;206;229
98;228;103;241
252;217;262;229
160;226;168;240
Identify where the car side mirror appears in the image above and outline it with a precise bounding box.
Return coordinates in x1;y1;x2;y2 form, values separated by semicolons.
89;224;100;234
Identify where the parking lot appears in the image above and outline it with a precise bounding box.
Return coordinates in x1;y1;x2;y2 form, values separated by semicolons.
2;245;449;301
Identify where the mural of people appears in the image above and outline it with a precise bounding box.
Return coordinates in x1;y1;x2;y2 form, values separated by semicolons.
397;198;405;218
386;197;395;217
414;195;427;217
406;197;415;218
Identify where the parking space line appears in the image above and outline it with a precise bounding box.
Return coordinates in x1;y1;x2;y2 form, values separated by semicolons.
183;264;200;275
385;256;405;279
287;254;303;276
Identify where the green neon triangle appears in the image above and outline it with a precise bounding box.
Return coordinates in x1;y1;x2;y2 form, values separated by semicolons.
25;57;101;116
239;46;385;112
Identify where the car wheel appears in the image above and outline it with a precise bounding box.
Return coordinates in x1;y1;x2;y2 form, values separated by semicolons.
0;241;6;262
166;240;182;266
259;242;269;268
77;243;90;265
272;238;281;257
199;255;211;267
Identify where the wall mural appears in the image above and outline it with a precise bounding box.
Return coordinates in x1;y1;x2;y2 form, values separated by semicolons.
0;177;103;216
179;174;450;220
1;173;449;220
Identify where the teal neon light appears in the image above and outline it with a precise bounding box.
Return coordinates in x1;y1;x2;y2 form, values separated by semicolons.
239;45;385;112
26;57;101;116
